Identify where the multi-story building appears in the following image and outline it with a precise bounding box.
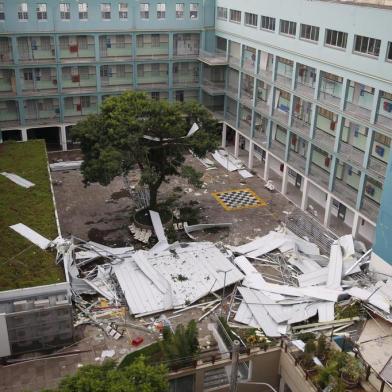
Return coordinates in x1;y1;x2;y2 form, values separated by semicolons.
1;0;392;270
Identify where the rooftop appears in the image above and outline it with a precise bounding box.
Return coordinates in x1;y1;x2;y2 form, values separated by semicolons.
317;0;392;9
0;140;64;291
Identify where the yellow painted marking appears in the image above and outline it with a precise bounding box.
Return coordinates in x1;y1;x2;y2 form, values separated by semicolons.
211;188;268;211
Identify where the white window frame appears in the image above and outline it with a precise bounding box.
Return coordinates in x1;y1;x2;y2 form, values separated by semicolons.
245;12;257;28
78;3;88;20
229;9;241;24
157;3;166;19
325;29;348;49
36;3;47;21
119;3;128;20
280;20;296;37
190;3;198;19
300;24;319;43
101;3;111;20
354;35;381;58
176;3;184;19
140;3;149;19
217;6;227;20
18;3;29;21
59;3;70;20
0;3;4;21
260;16;275;32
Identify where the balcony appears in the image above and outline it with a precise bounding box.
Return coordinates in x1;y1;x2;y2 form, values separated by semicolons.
99;35;132;60
334;178;358;209
339;141;364;167
61;67;97;93
361;197;380;222
270;139;286;160
345;81;374;122
295;64;316;100
0;70;16;97
314;129;335;152
273;107;289;125
63;97;98;123
136;34;169;59
368;156;387;181
21;68;58;96
225;111;237;128
319;73;343;108
173;33;200;58
376;92;392;132
275;57;293;89
198;49;228;66
137;69;168;89
17;37;55;64
0;100;20;127
201;79;225;95
59;36;95;62
288;149;306;174
173;63;199;88
242;46;256;75
101;66;133;92
24;99;60;125
0;38;13;64
309;163;330;190
258;51;273;82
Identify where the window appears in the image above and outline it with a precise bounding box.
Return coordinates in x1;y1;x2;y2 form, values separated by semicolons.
387;42;392;62
59;3;70;20
229;9;241;23
78;3;88;20
36;3;47;20
176;3;184;19
190;3;198;19
18;3;29;20
280;20;296;36
245;12;257;27
151;91;160;100
261;16;275;31
217;6;227;20
0;3;4;21
101;3;111;20
24;70;33;81
119;3;128;19
354;35;381;57
300;24;319;42
325;29;348;49
151;34;160;47
140;3;149;19
157;3;165;19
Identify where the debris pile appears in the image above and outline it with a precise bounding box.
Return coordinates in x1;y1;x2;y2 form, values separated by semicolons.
226;229;380;337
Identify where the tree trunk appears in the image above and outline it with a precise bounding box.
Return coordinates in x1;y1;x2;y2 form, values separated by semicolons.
149;185;159;210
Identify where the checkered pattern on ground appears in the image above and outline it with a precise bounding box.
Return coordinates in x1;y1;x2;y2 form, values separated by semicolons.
211;188;267;211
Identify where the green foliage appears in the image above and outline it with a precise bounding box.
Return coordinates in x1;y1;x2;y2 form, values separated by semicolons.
316;334;328;359
160;320;200;368
118;343;162;369
181;165;204;188
335;301;361;319
179;205;200;225
302;339;317;369
72;92;219;208
0;141;63;290
48;357;169;392
295;332;316;343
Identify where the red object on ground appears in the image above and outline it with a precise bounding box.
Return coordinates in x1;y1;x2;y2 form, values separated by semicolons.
132;337;144;346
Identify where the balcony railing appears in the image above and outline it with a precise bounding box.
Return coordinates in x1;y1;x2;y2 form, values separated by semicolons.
198;49;228;66
339;141;364;167
273;108;289;125
291;116;311;138
288;150;307;174
313;129;335;152
361;197;380;222
368;156;387;181
345;101;372;122
309;163;330;189
334;178;358;209
201;79;225;95
99;43;132;59
225;111;237;128
173;74;199;87
296;81;315;100
136;44;169;59
60;44;95;62
270;140;286;160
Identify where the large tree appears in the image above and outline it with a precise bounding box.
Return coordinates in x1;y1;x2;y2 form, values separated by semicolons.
73;92;220;208
44;357;169;392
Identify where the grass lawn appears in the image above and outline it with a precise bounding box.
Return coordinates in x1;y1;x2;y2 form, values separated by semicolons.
0;140;64;291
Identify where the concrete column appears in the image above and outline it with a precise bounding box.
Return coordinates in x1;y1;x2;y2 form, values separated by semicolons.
95;65;101;93
281;163;288;195
11;36;19;64
284;130;291;162
168;61;174;101
264;151;270;180
234;131;240;158
301;177;309;210
288;93;295;127
305;142;312;176
340;77;349;111
248;141;254;169
291;61;298;91
333;116;343;153
21;128;28;142
324;193;333;227
168;32;174;59
60;125;67;151
363;128;374;169
352;212;360;238
328;156;337;192
313;68;321;101
356;171;366;210
370;88;380;125
94;34;100;62
221;123;227;148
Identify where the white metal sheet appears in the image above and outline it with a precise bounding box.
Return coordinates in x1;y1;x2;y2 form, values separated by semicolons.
317;302;335;322
212;150;240;171
1;172;35;188
10;223;51;249
326;242;343;289
149;210;167;242
346;287;390;313
238;169;253;178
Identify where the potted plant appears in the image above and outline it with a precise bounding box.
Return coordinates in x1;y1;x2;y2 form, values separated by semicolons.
341;354;364;389
316;334;329;363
